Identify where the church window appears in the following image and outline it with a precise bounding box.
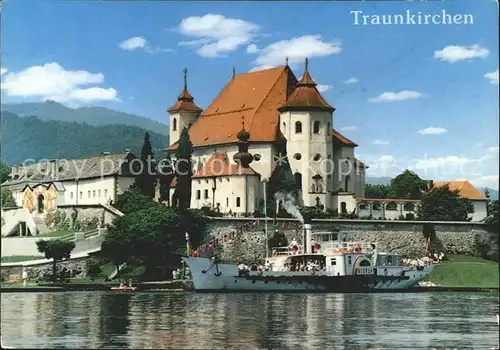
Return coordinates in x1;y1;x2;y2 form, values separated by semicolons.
204;190;209;199
344;175;350;192
173;118;177;131
294;172;302;190
293;153;302;161
341;202;347;214
313;154;321;162
313;121;320;134
196;190;201;200
312;175;324;193
254;154;262;162
236;197;241;207
295;121;302;134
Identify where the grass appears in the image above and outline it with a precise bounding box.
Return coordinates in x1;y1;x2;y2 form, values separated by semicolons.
1;255;45;263
428;255;499;288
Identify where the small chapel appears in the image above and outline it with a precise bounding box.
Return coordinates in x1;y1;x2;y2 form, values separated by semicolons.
165;59;367;215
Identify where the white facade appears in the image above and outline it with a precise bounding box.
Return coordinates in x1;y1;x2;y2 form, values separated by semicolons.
169;110;200;145
470;200;487;222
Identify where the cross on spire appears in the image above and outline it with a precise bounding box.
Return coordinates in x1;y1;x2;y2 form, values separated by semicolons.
232;65;236;79
285;57;289;66
305;57;309;72
183;68;188;90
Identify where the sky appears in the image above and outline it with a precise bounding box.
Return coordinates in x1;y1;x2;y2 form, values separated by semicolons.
1;1;499;189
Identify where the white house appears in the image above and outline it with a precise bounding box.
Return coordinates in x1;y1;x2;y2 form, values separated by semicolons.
165;59;367;214
1;152;137;215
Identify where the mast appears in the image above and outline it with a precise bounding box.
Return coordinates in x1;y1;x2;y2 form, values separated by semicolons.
263;180;268;260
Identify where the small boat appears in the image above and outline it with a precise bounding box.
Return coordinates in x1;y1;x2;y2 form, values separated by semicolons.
110;285;137;292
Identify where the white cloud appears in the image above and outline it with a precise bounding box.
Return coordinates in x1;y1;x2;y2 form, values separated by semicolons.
344;77;359;84
417;127;448;135
488;146;499;152
119;36;172;54
246;44;259;53
484;69;499;85
251;35;341;70
119;37;147;50
373;140;390;145
379;155;395;163
434;44;489;63
178;14;259;57
316;84;332;93
480;174;499;182
369;90;423;102
339;126;358;131
1;62;119;104
413;156;471;170
0;68;7;76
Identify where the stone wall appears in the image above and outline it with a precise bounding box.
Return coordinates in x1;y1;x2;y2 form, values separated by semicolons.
204;218;492;263
1;257;88;282
57;205;117;227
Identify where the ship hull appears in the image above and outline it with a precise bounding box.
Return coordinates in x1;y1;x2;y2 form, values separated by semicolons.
183;257;434;292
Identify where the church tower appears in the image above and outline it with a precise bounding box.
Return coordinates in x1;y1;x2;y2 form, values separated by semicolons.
278;58;335;209
167;68;202;146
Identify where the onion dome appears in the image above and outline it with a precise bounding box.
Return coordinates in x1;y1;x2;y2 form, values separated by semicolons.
233;118;253;168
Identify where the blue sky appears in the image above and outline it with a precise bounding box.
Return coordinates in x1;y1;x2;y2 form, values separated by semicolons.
1;1;498;188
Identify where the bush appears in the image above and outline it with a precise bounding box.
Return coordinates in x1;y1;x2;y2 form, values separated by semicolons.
86;258;102;276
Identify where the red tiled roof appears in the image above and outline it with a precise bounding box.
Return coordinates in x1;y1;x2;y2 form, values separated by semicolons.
332;129;358;147
278;70;335;112
193;152;259;178
166;66;298;150
167;88;202;113
432;180;487;200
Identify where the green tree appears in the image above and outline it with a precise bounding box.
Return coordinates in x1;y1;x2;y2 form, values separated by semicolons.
1;188;17;208
0;161;11;183
365;184;392;198
158;152;175;205
266;152;297;216
484;187;491;215
113;184;155;215
417;184;474;221
134;132;157;198
422;223;436;256
173;127;193;210
36;239;76;282
390;170;428;199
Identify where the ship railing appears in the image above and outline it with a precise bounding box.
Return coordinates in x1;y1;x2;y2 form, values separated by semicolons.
317;241;374;254
270;246;304;257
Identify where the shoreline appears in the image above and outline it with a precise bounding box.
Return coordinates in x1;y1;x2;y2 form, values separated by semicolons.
1;283;498;294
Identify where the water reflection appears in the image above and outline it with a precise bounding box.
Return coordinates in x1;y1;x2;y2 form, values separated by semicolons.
1;292;499;349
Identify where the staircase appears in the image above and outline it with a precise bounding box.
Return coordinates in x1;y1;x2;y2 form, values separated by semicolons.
32;216;49;234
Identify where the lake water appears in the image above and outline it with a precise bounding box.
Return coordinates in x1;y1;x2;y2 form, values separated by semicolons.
1;292;499;349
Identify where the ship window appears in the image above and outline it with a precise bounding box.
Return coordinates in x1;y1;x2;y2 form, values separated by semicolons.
348;256;352;265
331;258;337;266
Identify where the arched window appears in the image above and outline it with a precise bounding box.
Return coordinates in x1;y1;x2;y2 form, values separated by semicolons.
92;190;96;198
341;202;347;214
173;118;177;131
294;172;302;190
226;197;229;207
344;175;350;192
283;122;286;134
196;190;201;200
327;122;331;133
236;197;241;207
295;121;302;134
313;121;320;134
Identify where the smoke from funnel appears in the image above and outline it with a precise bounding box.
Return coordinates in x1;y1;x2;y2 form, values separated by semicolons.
274;191;304;223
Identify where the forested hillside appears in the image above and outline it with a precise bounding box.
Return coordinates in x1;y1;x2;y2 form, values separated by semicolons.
1;111;168;164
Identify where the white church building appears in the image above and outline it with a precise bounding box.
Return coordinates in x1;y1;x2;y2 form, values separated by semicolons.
165;60;367;215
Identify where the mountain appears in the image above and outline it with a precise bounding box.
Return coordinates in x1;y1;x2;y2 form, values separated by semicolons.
482;188;499;200
1;101;169;136
1;111;168;165
366;176;393;186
